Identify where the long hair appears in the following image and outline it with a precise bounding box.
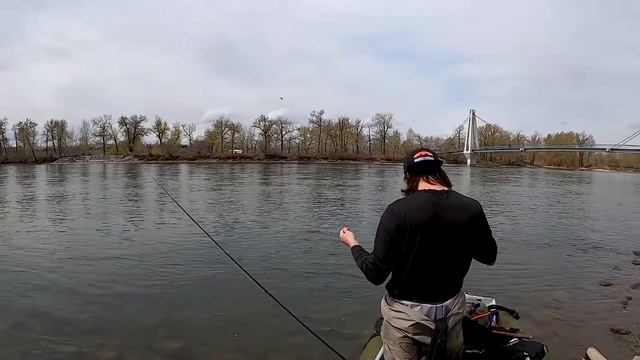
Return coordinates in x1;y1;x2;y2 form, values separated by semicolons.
401;168;452;196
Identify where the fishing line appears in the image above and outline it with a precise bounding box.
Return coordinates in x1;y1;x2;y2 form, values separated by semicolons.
153;177;347;360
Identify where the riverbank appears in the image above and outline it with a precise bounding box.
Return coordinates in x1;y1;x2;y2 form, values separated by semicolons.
539;164;640;174
2;155;639;173
3;154;408;166
470;162;640;174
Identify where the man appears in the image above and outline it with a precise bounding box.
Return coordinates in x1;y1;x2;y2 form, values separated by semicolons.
340;148;497;360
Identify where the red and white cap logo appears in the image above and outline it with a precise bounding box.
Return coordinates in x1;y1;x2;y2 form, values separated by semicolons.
413;150;435;162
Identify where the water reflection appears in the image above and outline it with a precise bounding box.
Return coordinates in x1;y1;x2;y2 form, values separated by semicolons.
1;164;639;359
0;166;14;222
14;166;39;224
121;165;146;234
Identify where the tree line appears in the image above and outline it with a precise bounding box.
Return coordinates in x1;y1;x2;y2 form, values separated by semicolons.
474;123;638;169
0;112;638;170
0;111;438;162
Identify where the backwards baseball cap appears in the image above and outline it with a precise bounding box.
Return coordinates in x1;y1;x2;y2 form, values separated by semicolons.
403;148;443;176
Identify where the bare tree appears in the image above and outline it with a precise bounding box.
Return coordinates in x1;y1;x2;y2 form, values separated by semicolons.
575;131;595;167
512;131;526;145
59;120;72;156
229;121;243;151
373;113;394;156
181;123;196;147
41;122;52;157
453;123;465;150
252;114;275;155
55;120;67;156
527;132;542;145
40;119;70;157
404;128;420;151
244;126;257;153
421;135;441;149
42;120;54;156
45;119;71;156
150;116;170;145
388;129;402;159
274;116;294;154
309;109;325;155
478;123;512;147
118;116;131;151
16;118;38;161
336;116;350;153
119;114;148;153
367;121;373;156
104;115;120;154
92;116;110;156
296;125;314;155
168;123;183;145
352;118;366;155
0;117;8;160
12;123;20;154
286;128;296;154
78;120;91;155
213;115;230;153
67;126;78;149
324;119;336;154
204;125;216;154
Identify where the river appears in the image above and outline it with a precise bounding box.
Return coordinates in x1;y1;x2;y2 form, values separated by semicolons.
1;163;639;359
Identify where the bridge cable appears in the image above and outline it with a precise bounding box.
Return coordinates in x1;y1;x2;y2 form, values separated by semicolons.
444;115;469;145
612;130;640;147
612;128;640;148
459;116;470;129
152;177;347;360
474;114;491;125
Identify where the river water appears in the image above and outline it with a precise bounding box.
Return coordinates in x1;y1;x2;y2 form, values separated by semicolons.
0;163;639;359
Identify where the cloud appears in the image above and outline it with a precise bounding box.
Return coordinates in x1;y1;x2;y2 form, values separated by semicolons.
1;0;639;143
266;108;290;119
201;107;233;123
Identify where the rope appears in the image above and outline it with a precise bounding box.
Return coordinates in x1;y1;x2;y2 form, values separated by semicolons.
153;177;347;360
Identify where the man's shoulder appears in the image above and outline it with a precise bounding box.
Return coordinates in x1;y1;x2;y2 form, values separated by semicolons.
386;197;406;211
389;190;483;210
448;190;483;210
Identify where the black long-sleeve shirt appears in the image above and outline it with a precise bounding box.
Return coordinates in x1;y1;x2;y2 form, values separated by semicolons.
351;189;497;304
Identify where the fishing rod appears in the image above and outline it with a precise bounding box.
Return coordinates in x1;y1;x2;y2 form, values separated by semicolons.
152;177;347;360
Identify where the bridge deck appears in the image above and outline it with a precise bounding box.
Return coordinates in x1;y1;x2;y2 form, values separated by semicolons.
439;144;640;155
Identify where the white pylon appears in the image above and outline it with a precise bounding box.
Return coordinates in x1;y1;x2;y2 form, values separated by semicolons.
463;109;479;166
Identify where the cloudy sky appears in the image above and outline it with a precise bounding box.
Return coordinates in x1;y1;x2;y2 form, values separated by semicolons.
1;0;639;143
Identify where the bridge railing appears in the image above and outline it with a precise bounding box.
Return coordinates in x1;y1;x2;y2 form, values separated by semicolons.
437;143;640;154
478;144;640;150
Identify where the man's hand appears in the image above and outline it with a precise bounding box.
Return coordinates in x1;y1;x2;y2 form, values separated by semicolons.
340;227;360;248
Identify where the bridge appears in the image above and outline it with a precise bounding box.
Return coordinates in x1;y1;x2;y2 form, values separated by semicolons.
439;109;640;166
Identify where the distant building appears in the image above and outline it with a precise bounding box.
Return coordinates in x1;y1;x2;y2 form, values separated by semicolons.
231;149;243;154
